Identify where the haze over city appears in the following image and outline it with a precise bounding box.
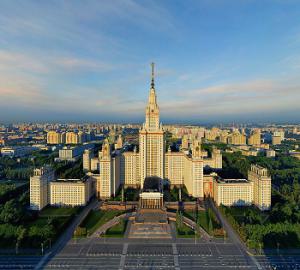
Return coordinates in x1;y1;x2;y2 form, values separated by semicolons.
1;0;300;123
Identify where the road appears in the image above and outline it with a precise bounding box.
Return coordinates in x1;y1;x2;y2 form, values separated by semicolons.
34;199;100;269
44;237;261;269
0;198;299;269
206;198;262;269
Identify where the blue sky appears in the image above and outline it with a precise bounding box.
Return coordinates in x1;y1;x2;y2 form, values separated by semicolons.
0;0;300;124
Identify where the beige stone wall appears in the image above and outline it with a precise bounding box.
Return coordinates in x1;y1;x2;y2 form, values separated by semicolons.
165;152;184;185
139;131;165;187
122;152;140;186
213;180;253;207
50;178;92;207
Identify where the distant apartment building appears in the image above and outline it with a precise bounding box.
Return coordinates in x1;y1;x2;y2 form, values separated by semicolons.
47;131;64;144
248;129;261;146
272;135;282;145
273;130;285;141
266;149;276;157
204;127;220;141
30;166;55;210
65;131;79;144
227;130;246;145
219;130;229;144
57;144;94;162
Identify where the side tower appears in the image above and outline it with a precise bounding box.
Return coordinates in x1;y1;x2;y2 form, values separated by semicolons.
30;166;55;210
99;139;120;198
248;164;271;210
139;63;165;187
191;139;204;198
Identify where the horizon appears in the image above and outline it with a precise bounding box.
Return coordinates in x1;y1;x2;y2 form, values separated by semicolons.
1;1;300;123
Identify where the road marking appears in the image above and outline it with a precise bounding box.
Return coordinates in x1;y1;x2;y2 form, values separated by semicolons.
119;243;128;269
172;243;180;270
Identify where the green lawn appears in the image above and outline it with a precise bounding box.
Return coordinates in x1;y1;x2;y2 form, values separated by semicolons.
79;210;124;236
39;206;80;217
104;220;127;238
176;222;197;238
183;210;222;236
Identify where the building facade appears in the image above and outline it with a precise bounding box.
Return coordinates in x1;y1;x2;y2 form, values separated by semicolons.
213;178;253;207
210;164;271;210
47;131;64;144
248;129;261;146
50;176;94;207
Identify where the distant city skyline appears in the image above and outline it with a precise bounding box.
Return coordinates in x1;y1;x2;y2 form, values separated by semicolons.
1;1;300;123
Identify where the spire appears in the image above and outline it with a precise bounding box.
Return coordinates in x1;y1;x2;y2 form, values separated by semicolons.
151;62;155;89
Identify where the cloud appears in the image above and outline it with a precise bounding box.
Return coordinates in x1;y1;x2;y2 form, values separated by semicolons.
0;75;45;105
0;48;119;76
0;50;49;74
53;57;115;72
159;77;300;118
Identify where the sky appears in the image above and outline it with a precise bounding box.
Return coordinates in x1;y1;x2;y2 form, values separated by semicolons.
0;0;300;124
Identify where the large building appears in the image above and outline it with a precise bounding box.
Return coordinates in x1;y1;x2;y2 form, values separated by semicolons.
87;64;220;199
209;164;271;210
83;64;271;210
30;167;95;210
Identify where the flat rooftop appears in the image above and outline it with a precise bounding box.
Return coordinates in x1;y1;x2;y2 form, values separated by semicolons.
53;175;90;183
216;178;249;184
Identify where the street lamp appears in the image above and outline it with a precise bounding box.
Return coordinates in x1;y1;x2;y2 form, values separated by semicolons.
259;242;262;255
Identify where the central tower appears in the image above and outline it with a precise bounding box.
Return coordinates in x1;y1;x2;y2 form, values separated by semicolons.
139;63;165;187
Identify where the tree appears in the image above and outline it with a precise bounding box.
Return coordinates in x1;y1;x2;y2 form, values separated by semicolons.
0;199;25;224
208;215;213;233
